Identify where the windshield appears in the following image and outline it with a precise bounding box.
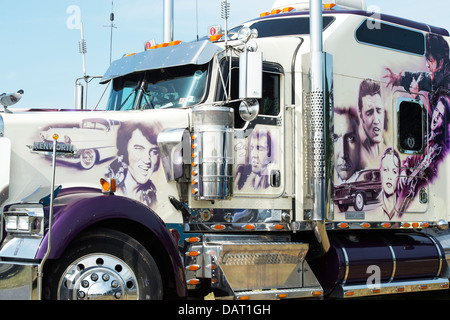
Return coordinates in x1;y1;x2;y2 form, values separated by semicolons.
106;63;209;111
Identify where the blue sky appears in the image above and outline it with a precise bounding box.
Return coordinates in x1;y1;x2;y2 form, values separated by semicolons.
0;0;448;110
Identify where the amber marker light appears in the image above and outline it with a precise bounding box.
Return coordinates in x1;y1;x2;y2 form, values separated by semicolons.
186;251;200;257
187;236;200;243
338;222;349;229
186;265;200;271
100;178;116;193
187;279;200;285
209;34;223;41
324;3;337;9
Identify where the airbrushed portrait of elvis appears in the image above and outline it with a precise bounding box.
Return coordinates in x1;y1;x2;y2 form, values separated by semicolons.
358;79;388;167
235;129;276;191
384;33;450;112
105;121;163;208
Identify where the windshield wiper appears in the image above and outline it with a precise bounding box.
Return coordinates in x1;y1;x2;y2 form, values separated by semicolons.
140;88;155;110
118;85;140;110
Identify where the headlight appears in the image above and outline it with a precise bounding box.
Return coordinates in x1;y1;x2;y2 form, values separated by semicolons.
3;204;44;235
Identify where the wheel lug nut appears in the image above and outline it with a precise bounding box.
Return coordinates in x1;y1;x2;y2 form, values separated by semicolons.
91;273;98;281
114;292;122;299
81;280;89;288
111;280;119;288
102;274;110;281
78;291;86;299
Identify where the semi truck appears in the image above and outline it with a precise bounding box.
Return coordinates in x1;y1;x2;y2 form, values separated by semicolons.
1;0;450;300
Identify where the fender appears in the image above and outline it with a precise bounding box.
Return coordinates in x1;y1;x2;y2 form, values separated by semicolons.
36;187;186;297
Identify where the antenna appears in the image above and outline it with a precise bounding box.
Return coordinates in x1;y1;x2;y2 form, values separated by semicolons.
78;21;89;109
104;1;117;64
221;0;230;44
79;22;87;78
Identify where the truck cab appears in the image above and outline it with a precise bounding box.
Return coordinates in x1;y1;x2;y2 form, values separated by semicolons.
1;0;450;300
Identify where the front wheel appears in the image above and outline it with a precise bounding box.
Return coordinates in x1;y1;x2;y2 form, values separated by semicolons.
43;228;163;300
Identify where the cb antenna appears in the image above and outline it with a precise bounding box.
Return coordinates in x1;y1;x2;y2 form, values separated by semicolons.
221;0;230;45
78;21;89;109
79;22;87;78
104;1;117;64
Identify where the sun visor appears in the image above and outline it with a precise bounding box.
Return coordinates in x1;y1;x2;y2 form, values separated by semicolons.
100;40;221;84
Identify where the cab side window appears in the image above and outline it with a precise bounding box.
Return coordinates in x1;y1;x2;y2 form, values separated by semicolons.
216;59;281;128
398;99;425;153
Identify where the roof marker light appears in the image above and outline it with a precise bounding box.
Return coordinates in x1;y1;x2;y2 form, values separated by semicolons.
282;7;294;12
271;9;281;14
210;34;223;42
324;3;337;10
260;12;270;17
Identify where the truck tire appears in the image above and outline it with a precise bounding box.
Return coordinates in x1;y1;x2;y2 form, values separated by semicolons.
43;228;163;300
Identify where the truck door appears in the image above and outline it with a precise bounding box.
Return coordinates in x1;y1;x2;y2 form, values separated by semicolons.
216;59;285;198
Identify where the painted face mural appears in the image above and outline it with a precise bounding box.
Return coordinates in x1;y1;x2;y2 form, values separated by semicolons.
333;108;361;183
235;129;275;191
334;31;450;221
126;129;160;185
108;121;162;208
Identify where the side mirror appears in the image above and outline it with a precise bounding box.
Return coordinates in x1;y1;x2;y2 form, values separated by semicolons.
238;26;262;101
238;27;262;122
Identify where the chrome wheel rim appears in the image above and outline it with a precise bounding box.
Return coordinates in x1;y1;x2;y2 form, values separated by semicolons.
57;253;139;300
